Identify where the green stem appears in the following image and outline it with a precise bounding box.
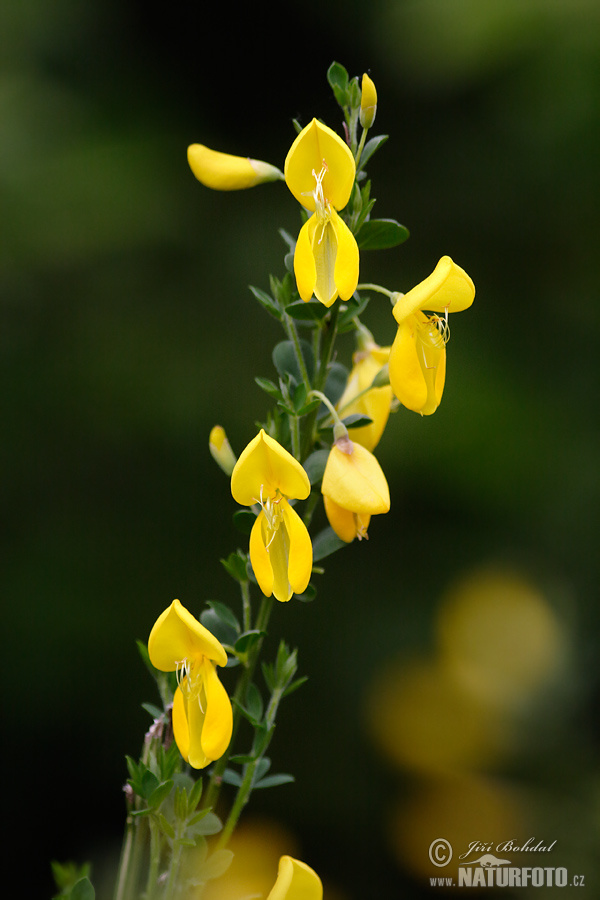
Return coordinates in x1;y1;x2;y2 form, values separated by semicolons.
161;839;183;900
356;282;395;300
283;312;312;393
355;127;368;168
290;414;301;460
144;817;162;900
241;580;251;634
216;685;283;850
202;595;275;813
301;304;340;460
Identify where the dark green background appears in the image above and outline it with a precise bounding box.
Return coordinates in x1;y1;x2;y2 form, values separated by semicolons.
3;0;599;896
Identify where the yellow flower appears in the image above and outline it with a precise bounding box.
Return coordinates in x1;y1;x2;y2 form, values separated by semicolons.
321;435;390;542
388;256;475;416
284;119;359;307
187;144;283;190
336;337;392;452
209;425;237;475
266;856;323;900
231;430;312;602
360;73;377;129
148;600;233;769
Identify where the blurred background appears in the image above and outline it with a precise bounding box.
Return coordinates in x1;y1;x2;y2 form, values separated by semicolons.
2;0;599;896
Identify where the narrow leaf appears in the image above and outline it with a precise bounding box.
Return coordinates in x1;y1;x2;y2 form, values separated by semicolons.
357;219;410;250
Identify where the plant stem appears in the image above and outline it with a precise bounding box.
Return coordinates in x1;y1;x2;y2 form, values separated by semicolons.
201;594;275;812
301;303;340;460
216;684;284;850
283;312;312;394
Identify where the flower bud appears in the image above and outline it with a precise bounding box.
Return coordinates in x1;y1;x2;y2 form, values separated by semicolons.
188;144;283;191
360;73;377;129
209;425;237;475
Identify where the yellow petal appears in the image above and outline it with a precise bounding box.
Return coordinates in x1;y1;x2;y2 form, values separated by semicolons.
148;599;227;672
293;216;318;303
172;684;193;765
199;659;233;763
388;313;446;415
322;442;390;515
249;510;274;598
249;502;312;602
284;119;355;212
388;318;428;413
311;215;339;308
324;494;371;542
332;210;359;301
266;856;323;900
299;210;359;307
392;256;475;324
188;144;283;190
231;430;310;506
337;347;392;451
281;500;312;596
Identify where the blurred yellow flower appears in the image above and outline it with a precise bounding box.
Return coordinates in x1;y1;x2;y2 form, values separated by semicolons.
148;599;232;769
336;337;392;451
187;144;283;190
321;436;390;541
209;425;237;475
266;856;323;900
388;256;475;415
285;119;359;307
231;430;312;602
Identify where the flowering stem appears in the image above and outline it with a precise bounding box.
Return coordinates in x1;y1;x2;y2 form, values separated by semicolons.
216;679;285;850
202;594;274;813
144;817;161;900
283;312;312;394
355;127;368;169
356;282;395;299
301;304;340;459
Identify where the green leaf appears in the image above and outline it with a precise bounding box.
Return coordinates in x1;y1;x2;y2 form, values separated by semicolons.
312;526;347;561
285;300;330;321
157;813;176;840
232;509;257;535
358;134;389;170
327;61;350;106
220;551;248;583
249;285;281;320
283;675;309;698
140;769;160;800
302;450;329;485
201;849;234;881
206;601;240;634
234;630;264;656
255;376;283;400
189;811;223;837
254;773;295;790
141;702;163;719
148;779;174;809
188;777;204;811
272;340;314;383
357;219;410;250
200;607;238;646
71;878;95;900
296;583;317;602
337;294;371;332
221;768;243;787
343;413;373;429
296;398;322;416
323;362;349;407
245;682;264;722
